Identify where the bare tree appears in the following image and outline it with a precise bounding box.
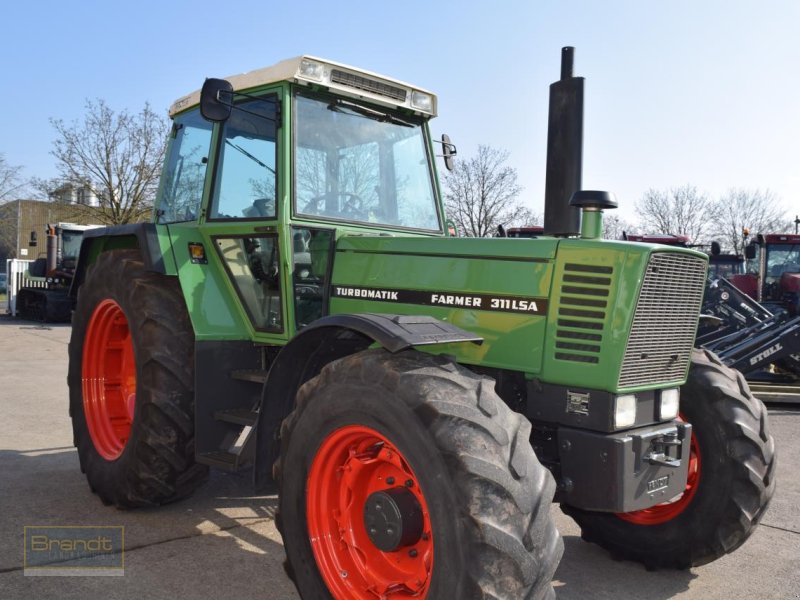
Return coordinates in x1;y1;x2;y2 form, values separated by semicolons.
48;99;169;225
603;214;639;241
443;145;529;237
635;184;713;244
0;153;26;203
0;155;27;260
708;188;790;254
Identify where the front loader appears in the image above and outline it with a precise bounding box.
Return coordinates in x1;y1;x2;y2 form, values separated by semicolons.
66;49;775;599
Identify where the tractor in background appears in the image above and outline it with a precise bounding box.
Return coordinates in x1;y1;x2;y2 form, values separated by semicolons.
731;233;800;315
15;223;100;322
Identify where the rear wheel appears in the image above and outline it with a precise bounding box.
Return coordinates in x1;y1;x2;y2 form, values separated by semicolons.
563;348;776;568
277;349;563;599
68;250;208;508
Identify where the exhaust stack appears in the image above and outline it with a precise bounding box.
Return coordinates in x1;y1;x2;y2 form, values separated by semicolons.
543;47;584;236
46;225;58;274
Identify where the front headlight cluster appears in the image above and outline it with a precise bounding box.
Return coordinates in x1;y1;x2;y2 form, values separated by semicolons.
614;388;680;429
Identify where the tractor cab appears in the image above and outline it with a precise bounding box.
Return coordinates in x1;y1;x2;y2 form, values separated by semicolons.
156;56;451;338
738;234;800;313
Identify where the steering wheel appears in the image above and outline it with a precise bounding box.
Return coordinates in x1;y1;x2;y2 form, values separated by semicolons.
304;192;366;220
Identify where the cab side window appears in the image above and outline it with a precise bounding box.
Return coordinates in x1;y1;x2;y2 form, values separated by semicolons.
292;227;333;328
210;95;278;220
157;110;213;223
215;235;282;332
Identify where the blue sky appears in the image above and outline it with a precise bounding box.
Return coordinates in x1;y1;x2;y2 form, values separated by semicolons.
2;1;798;222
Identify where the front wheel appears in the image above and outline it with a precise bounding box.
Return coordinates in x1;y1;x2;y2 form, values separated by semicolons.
277;349;563;599
563;348;776;569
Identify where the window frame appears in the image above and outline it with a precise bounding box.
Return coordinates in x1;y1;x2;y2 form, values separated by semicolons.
206;91;281;223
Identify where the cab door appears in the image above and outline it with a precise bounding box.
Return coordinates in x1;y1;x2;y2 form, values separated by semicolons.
194;88;289;342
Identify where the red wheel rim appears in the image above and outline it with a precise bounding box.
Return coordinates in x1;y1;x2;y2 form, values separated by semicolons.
617;415;701;525
81;299;136;460
306;425;434;598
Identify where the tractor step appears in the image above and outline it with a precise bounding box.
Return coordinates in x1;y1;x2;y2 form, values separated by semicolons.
214;408;259;427
231;369;268;384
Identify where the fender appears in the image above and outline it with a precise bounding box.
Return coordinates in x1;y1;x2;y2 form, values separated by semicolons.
69;223;169;298
253;313;482;489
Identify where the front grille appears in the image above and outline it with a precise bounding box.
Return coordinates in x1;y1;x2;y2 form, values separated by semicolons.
330;69;407;102
618;253;707;388
554;264;613;364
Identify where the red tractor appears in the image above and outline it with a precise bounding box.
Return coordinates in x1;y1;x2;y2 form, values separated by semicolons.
731;233;800;315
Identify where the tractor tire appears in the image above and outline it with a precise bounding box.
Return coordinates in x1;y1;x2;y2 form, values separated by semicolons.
563;348;776;569
276;349;563;600
68;250;208;508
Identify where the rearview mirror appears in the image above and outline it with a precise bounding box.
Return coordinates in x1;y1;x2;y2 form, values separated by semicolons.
745;241;757;260
439;134;457;172
200;78;234;122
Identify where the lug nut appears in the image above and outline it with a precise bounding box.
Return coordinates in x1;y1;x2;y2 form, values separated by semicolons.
386;477;395;485
408;549;418;557
405;479;414;488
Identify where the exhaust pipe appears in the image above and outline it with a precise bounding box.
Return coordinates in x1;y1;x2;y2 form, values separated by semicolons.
543;46;584;237
46;225;58;274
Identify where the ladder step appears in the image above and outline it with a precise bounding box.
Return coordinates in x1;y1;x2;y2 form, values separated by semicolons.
198;450;244;471
231;369;268;384
214;408;259;427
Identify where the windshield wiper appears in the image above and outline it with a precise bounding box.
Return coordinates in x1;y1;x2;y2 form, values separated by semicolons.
225;140;276;174
328;99;414;128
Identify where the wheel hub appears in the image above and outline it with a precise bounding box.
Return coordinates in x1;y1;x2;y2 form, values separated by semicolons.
364;487;423;552
306;424;434;598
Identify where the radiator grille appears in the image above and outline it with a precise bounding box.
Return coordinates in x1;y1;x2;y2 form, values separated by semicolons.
555;264;613;364
618;253;707;388
330;69;407;102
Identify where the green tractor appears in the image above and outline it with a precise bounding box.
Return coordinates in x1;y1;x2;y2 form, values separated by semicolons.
67;49;775;599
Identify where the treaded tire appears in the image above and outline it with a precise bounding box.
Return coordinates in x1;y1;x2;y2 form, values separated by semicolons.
563;348;776;569
68;249;208;508
277;349;563;599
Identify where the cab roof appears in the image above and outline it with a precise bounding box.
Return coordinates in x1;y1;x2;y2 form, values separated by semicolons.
169;55;437;118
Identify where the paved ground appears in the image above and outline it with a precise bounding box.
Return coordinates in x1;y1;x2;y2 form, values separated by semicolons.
0;317;798;599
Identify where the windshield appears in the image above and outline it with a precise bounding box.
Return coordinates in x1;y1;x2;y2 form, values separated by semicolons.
61;230;84;261
765;243;800;280
294;93;440;231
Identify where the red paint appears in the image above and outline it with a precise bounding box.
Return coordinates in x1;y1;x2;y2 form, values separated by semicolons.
306;425;433;598
82;299;136;460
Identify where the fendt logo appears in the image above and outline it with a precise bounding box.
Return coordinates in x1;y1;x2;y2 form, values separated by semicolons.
749;343;783;366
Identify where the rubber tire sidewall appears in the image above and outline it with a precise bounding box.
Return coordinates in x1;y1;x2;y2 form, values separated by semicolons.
68;249;206;507
279;349;562;599
279;371;469;599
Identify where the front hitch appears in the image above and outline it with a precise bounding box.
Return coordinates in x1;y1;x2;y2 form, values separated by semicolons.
644;423;689;468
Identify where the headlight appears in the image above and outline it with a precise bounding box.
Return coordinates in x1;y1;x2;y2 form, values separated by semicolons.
659;388;680;420
614;394;637;429
410;90;433;113
298;59;325;82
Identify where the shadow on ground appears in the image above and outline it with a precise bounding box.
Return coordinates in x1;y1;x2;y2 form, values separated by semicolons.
0;447;299;599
